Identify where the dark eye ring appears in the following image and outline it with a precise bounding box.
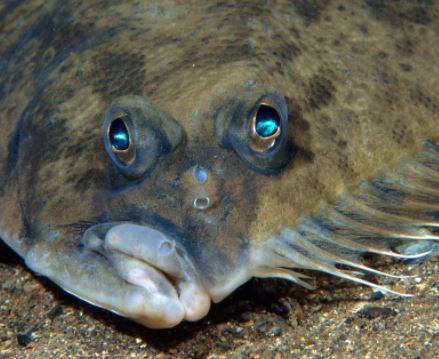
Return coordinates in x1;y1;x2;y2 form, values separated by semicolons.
249;103;282;152
107;113;136;165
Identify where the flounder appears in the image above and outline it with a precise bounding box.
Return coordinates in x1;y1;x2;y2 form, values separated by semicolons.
0;1;438;329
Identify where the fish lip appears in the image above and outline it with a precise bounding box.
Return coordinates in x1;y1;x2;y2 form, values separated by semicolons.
81;221;212;324
80;217;254;303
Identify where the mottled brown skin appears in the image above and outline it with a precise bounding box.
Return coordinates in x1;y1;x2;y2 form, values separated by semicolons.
0;0;438;328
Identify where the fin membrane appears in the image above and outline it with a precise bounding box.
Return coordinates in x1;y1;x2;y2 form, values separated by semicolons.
259;140;439;295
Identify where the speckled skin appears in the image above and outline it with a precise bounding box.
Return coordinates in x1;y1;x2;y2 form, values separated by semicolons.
0;1;438;328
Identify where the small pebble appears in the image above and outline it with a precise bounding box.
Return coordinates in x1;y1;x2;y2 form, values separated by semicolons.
243;79;256;88
255;320;267;330
268;326;282;336
217;324;230;334
47;305;63;320
234;326;245;335
270;301;290;318
17;332;34;347
355;304;397;319
240;312;252;321
344;317;353;325
370;290;384;301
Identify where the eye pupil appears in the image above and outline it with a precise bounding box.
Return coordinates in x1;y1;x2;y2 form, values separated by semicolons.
109;118;129;151
255;105;280;138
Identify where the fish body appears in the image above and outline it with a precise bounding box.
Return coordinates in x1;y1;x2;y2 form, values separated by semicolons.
0;0;438;328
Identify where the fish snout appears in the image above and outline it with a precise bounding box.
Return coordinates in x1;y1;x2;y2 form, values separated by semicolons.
181;165;220;211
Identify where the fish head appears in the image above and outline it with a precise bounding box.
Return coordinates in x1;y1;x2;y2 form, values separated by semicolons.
99;84;295;284
7;2;438;329
17;49;308;327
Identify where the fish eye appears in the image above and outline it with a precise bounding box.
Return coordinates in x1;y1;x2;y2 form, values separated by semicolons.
254;104;281;138
106;113;136;166
103;96;184;179
216;91;292;173
109;117;130;151
249;102;282;152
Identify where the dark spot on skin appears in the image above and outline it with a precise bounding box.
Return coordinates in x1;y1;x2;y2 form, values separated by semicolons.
391;122;413;145
288;26;301;39
293;0;330;25
399;63;412;72
409;86;439;114
256;29;301;77
72;168;108;192
337;5;345;12
333;39;340;46
338;140;347;149
270;33;301;60
377;51;387;60
285;96;305;126
336;152;355;179
91;51;146;99
0;0;25;30
3;124;21;179
357;24;369;35
351;46;363;55
290;114;310;136
284;96;314;163
376;69;399;86
396;37;414;57
306;75;335;110
223;43;255;62
19;200;33;240
365;0;433;26
295;147;315;163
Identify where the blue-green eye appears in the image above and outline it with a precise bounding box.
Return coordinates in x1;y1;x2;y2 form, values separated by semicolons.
109;118;130;151
255;105;281;138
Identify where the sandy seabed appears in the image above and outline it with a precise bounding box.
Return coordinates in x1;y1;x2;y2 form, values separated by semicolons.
0;240;437;359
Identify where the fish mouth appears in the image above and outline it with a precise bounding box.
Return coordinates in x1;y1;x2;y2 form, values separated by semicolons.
81;223;211;328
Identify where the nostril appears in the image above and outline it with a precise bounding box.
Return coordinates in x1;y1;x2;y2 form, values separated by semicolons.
193;196;211;210
192;165;208;184
158;241;174;256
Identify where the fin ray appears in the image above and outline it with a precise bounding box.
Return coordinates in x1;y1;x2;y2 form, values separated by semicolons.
255;140;438;296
